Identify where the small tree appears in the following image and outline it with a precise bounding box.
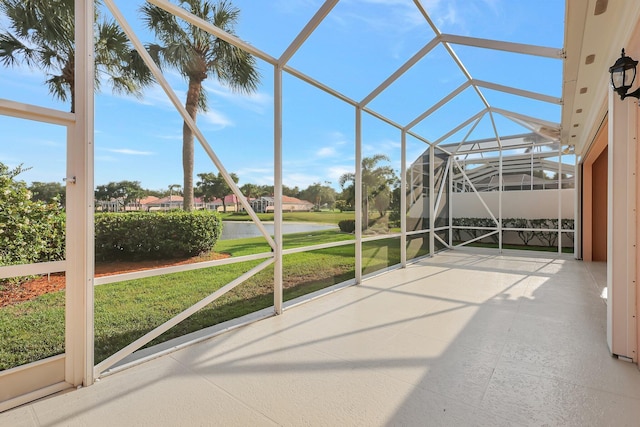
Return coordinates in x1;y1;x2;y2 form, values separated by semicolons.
504;218;536;246
532;218;558;247
388;186;401;227
282;185;301;198
373;189;391;217
334;199;349;212
340;154;397;229
196;171;239;212
300;182;336;211
28;181;66;206
95;180;145;211
240;182;260;199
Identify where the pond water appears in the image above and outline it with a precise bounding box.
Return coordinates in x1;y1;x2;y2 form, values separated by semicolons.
220;221;338;240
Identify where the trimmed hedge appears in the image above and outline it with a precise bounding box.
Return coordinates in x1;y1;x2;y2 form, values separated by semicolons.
95;211;223;261
0;165;65;284
338;219;356;233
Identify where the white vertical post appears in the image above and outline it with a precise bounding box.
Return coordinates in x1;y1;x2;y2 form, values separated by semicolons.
274;66;283;314
498;149;503;252
448;156;453;247
607;87;638;362
67;0;94;387
429;144;435;256
400;130;407;267
355;107;362;283
558;144;563;254
530;150;534;190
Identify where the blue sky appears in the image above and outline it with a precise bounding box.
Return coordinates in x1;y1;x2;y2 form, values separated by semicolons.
0;0;565;193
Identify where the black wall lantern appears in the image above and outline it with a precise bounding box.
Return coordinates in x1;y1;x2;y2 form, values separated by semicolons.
609;48;640;100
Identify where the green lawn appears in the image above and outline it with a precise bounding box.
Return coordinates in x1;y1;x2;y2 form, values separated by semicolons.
0;229;424;371
220;210;355;224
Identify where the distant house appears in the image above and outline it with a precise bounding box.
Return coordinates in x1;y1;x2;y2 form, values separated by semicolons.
283;195;314;212
250;195;314;213
143;196;205;211
135;196;159;211
209;194;244;212
96;198;124;212
96;196;160;212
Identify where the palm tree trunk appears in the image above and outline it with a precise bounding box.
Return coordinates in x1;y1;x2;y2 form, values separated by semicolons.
182;78;201;211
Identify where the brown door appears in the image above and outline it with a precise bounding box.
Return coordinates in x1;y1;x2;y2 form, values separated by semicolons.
592;146;608;261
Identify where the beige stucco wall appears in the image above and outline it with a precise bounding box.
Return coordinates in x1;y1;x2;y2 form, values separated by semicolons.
451;189;575;219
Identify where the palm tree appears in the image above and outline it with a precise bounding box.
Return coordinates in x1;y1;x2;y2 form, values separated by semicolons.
141;0;260;211
340;154;397;229
0;0;152;113
240;182;259;199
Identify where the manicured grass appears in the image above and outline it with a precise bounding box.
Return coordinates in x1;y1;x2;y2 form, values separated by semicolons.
214;229;355;256
1;228;421;370
219;210;355;224
0;292;65;370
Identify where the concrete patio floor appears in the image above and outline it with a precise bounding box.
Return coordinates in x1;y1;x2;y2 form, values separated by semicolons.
2;250;639;426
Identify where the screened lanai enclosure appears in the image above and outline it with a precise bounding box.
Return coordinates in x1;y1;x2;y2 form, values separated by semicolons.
0;0;576;410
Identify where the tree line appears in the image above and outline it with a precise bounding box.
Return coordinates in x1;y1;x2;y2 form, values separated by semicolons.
92;174;342;213
22;152;399;218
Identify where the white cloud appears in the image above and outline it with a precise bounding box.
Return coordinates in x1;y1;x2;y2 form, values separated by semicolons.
362;143;377;154
327;165;354;185
437;3;460;28
248;174;275;186
37;139;64;148
202;80;272;114
310;130;352;158
316;146;337;157
329;131;350;145
362;138;401;155
428;0;504;32
95;155;117;162
132;82;184;110
337;0;428;32
105;148;154;156
235;167;275;187
202;109;235;128
283;172;320;189
236;166;273;176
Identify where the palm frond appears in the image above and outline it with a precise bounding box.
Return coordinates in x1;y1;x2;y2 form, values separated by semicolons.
140;3;187;46
0;32;35;67
210;38;259;94
45;74;69;104
198;88;208;111
142;0;260;98
1;0;152;108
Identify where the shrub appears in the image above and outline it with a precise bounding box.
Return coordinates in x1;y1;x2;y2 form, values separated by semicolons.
453;217;576;247
338;219;356;233
95;210;223;261
0;163;65;286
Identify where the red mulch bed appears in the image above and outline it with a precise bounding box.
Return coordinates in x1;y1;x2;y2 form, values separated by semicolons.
0;252;230;308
